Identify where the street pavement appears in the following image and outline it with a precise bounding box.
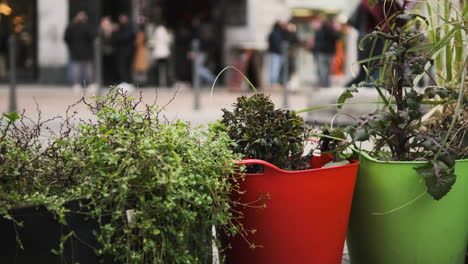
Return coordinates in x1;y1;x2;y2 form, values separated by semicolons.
1;84;371;264
0;84;381;126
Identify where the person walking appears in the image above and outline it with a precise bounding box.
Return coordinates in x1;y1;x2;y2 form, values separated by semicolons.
345;1;384;87
133;24;149;85
64;11;95;93
344;0;414;87
150;23;172;87
284;21;300;91
188;17;215;86
115;14;136;86
99;16;117;86
312;16;341;88
267;21;286;90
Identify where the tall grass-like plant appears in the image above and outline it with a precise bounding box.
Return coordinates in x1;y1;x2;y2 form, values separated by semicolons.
421;0;468;157
340;0;468;200
425;0;467;86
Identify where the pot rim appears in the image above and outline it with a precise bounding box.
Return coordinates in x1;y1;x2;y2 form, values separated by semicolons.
239;156;359;175
356;149;468;165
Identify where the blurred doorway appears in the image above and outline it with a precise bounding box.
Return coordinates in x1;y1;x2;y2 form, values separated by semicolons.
68;0;132;85
0;0;37;82
101;0;132;22
142;0;225;84
69;0;132;27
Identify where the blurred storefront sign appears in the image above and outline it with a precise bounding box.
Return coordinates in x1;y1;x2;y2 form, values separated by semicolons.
287;0;359;18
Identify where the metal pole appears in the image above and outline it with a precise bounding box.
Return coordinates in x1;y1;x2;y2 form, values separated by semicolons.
94;37;102;96
8;35;17;113
282;41;289;108
192;39;201;110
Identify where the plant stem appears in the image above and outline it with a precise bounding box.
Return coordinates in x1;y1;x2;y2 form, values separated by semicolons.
433;54;468;162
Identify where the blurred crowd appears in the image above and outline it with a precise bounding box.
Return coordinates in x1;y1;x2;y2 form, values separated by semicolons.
64;0;396;93
65;11;177;93
266;15;343;91
65;10;349;93
265;0;407;90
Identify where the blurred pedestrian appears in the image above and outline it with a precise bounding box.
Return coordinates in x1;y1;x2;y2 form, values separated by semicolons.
345;0;384;87
188;17;215;86
267;20;285;90
0;20;7;79
283;21;300;91
99;16;117;86
150;22;172;87
133;24;149;85
312;16;341;88
115;14;136;86
344;0;412;87
64;11;95;93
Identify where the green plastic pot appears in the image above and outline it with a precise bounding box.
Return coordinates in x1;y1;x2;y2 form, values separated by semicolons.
347;151;468;264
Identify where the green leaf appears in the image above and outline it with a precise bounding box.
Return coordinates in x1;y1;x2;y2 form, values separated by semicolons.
358;34;372;51
414;164;434;179
415;162;456;200
337;87;358;109
354;129;369;141
3;112;20;122
438;152;456;168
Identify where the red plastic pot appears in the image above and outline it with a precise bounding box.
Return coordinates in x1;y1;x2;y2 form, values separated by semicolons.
226;155;359;264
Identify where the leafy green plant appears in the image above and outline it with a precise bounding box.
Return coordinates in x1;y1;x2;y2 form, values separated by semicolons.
340;1;468;200
0;88;243;263
220;93;311;171
319;125;351;160
0;109;77;207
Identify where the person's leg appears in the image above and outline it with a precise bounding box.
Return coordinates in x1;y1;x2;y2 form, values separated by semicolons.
197;52;215;84
116;54;126;83
157;58;168;87
102;55;110;85
124;53;133;83
269;53;282;85
345;44;368;87
345;65;367;87
79;62;87;85
345;33;383;87
316;53;328;87
85;61;94;84
323;54;334;88
71;61;80;85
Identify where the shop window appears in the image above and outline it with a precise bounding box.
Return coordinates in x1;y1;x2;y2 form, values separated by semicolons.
225;0;247;26
0;0;37;81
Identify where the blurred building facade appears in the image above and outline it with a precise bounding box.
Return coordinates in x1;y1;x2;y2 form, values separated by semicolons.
0;0;359;85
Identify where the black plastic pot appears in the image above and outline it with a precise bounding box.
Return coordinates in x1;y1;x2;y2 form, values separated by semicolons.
0;200;112;264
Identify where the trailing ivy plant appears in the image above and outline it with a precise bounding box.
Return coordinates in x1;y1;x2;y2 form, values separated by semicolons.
220;93;312;171
0;88;244;263
340;1;468;200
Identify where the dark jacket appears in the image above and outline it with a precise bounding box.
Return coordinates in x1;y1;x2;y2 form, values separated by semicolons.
100;29;116;56
313;23;341;54
64;22;95;61
115;23;136;54
189;24;209;52
268;25;284;54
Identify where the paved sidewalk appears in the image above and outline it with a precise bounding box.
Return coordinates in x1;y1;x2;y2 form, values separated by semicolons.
1;85;305;125
0;84;381;126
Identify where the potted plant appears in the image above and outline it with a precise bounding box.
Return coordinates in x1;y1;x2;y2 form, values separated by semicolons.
339;1;468;263
220;93;359;264
0;89;243;263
